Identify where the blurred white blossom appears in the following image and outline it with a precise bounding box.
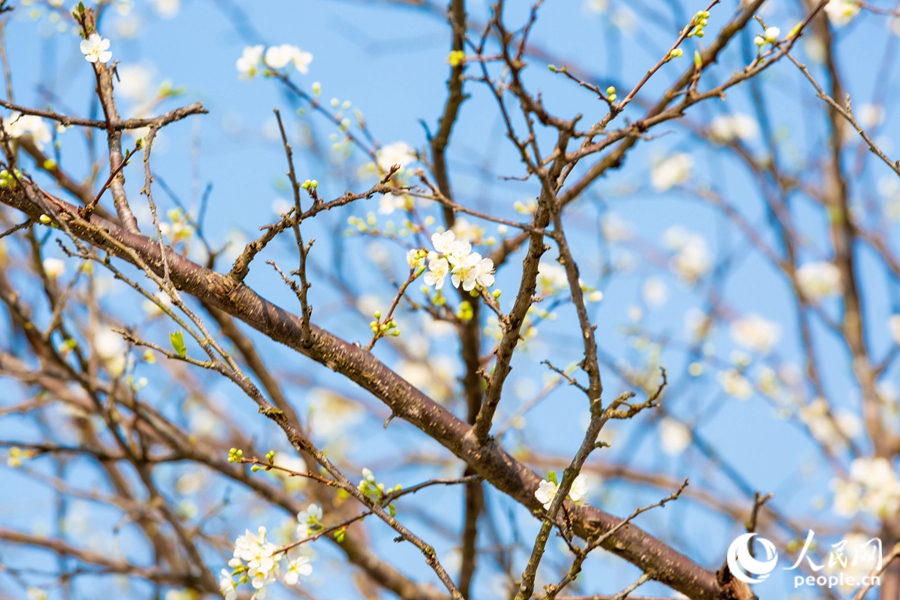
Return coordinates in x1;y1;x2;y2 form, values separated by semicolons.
537;262;569;296
664;226;710;283
796;261;842;301
3;113;51;150
659;417;691;455
710;114;759;143
824;0;861;27
642;278;668;308
718;369;753;399
730;315;781;354
376;141;416;172
832;457;900;518
153;0;179;18
651;154;693;191
237;45;264;80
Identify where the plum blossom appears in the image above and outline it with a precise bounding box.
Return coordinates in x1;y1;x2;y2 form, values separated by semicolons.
219;570;237;600
265;44;313;73
232;527;283;594
642;278;668;308
796;261;842;301
824;0;861;26
42;257;65;279
730;315;781;354
664;226;710;283
537;262;568;296
710;114;759;143
422;231;495;292
424;253;450;290
376;141;416;172
451;218;486;244
237;45;265;80
80;33;112;64
283;557;313;585
651;153;692;191
297;503;322;527
718;369;753;399
832;457;900;518
659;417;691;455
535;474;588;510
3;113;52;151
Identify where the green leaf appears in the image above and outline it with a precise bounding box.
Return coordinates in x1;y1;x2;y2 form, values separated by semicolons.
170;330;187;358
548;470;558;485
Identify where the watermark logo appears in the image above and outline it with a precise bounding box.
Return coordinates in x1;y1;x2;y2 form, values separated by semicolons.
727;530;883;589
727;533;779;584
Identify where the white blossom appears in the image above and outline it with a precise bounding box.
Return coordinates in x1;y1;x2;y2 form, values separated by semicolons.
730;315;781;354
642;278;668;308
116;64;155;103
710;114;759;143
796;261;842;301
537;262;569;296
3;113;52;151
153;0;180;18
233;527;282;593
237;45;265;80
451;252;484;291
376;141;416;172
424;253;450;290
451;218;485;244
42;257;65;279
297;503;322;526
718;369;753;399
660;417;691;455
889;315;900;345
568;474;588;503
832;457;900;518
824;0;861;26
80;33;112;64
265;44;312;72
219;569;237;600
283;557;313;585
664;226;710;283
601;212;633;242
534;474;588;510
651;153;693;191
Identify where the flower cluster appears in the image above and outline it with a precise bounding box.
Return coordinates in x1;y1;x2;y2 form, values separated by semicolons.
237;44;313;79
357;468;402;517
796;261;842;302
832;457;900;518
730;315;781;355
226;527;284;599
222;520;315;600
718;369;753;399
80;33;112;64
420;231;495;293
534;471;589;510
2;114;52;151
824;0;861;27
664;226;710;283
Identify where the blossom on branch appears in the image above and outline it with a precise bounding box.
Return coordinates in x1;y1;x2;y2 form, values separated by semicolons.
80;33;112;64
